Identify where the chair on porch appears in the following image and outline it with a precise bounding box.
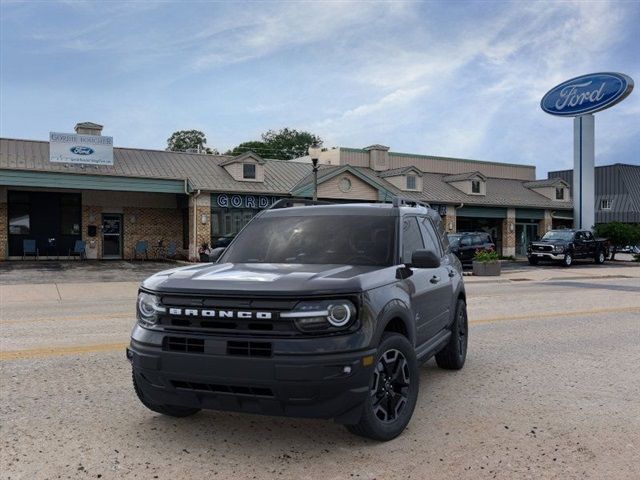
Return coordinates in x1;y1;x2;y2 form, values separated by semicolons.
69;240;86;260
133;240;149;260
165;241;178;259
22;239;39;260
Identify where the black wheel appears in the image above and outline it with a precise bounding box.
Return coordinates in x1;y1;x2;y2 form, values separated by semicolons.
562;253;573;267
595;250;606;264
435;299;468;370
132;369;200;418
528;256;539;266
346;333;419;441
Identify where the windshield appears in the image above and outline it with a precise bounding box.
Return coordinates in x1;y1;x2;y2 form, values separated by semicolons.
542;231;574;241
447;234;462;246
220;215;396;266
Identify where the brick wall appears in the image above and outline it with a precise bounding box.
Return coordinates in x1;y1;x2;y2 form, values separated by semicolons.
444;205;457;233
122;207;183;260
188;194;211;260
539;210;553;236
501;208;516;257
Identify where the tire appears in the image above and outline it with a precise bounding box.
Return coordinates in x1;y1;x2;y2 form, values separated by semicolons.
528;256;539;266
346;333;419;441
595;250;606;264
562;253;573;267
435;299;468;370
132;369;200;418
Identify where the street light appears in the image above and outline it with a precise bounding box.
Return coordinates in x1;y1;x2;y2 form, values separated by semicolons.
308;144;322;202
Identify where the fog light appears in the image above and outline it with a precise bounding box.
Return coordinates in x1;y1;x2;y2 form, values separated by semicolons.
362;355;374;366
342;366;352;374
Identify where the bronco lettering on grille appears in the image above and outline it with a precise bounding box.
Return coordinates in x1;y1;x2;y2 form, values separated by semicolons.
168;308;273;320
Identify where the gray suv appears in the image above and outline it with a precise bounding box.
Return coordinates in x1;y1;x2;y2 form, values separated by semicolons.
128;198;468;441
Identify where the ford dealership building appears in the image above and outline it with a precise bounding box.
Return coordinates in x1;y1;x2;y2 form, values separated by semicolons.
0;122;574;261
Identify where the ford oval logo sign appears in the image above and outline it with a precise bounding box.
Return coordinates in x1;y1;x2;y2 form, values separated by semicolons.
70;146;95;155
541;72;633;117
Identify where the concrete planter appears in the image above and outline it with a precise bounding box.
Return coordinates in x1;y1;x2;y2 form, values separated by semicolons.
472;260;501;276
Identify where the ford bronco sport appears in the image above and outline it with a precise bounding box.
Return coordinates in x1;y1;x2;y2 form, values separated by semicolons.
128;198;468;441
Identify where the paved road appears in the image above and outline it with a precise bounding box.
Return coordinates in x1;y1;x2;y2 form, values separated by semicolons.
1;268;639;479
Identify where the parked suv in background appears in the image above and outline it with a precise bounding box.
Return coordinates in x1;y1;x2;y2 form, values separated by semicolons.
448;232;495;264
128;198;467;441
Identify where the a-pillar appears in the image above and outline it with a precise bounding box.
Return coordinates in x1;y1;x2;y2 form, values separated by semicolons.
188;193;211;261
501;208;516;257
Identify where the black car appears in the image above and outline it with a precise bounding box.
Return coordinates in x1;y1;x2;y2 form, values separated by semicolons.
448;232;495;264
527;229;609;267
128;198;467;441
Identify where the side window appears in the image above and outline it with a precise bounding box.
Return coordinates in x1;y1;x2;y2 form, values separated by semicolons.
472;235;483;246
402;217;425;264
460;236;472;247
484;234;492;244
419;217;443;257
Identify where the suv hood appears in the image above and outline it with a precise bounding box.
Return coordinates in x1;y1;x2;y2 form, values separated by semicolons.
141;262;397;296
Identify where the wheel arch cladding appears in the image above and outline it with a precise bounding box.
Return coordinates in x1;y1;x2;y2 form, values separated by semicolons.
375;300;415;346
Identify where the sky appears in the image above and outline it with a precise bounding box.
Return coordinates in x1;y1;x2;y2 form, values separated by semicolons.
1;0;638;177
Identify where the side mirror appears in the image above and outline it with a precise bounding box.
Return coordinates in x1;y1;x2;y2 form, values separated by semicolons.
409;249;441;269
209;247;226;262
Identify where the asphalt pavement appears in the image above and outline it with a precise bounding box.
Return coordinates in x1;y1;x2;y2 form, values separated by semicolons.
1;262;639;479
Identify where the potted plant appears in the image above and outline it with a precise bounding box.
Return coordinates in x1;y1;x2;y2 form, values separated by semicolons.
198;242;211;262
472;249;501;276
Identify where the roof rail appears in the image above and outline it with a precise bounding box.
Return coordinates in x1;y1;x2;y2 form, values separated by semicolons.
268;197;334;210
391;196;431;209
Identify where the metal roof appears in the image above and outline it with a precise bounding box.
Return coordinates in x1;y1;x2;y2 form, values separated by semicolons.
378;166;423;178
443;171;487;182
0;138;311;195
523;178;567;188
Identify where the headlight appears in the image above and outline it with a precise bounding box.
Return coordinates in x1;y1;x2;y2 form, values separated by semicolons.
281;299;357;333
136;292;165;327
555;245;565;252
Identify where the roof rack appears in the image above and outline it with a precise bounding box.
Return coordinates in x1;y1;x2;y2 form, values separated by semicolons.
391;196;431;209
268;197;334;210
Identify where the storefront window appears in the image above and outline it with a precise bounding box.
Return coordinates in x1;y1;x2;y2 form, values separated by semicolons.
60;194;81;235
9;204;30;234
211;207;261;237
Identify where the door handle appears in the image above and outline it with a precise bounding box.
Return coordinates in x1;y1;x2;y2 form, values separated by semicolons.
430;275;441;284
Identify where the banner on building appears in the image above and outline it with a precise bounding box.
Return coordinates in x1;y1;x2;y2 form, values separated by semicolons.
49;132;114;166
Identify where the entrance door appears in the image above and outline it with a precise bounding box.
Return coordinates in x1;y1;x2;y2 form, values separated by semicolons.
516;223;539;257
102;214;123;259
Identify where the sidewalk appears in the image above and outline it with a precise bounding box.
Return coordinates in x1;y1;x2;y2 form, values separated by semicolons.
464;261;640;283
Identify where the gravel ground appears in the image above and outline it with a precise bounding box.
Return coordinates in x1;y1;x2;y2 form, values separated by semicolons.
1;269;639;479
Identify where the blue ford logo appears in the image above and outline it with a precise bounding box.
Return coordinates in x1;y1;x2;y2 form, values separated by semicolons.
70;146;95;155
541;72;633;117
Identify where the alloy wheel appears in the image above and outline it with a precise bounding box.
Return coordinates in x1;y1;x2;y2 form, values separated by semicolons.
371;349;410;423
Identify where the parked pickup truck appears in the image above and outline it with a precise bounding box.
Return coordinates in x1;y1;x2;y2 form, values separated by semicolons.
527;229;609;267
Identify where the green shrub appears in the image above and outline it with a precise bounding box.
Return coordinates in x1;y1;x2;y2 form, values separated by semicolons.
473;250;500;262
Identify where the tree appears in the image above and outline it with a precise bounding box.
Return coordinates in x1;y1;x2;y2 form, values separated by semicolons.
593;222;640;260
225;141;269;157
167;130;217;154
260;128;322;160
226;128;323;160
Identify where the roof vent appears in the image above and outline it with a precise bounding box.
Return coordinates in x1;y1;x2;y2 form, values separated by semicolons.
74;122;103;136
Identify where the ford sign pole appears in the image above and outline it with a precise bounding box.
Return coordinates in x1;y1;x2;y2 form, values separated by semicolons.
541;72;633;230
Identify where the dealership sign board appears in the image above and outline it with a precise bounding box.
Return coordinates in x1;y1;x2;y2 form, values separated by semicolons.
541;72;634;117
540;72;634;230
49;132;114;165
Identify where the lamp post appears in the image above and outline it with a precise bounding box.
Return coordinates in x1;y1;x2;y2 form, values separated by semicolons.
308;145;321;202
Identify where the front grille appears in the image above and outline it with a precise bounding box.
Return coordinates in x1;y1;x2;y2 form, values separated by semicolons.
171;380;274;397
163;336;204;353
158;295;300;336
227;341;272;357
534;244;553;252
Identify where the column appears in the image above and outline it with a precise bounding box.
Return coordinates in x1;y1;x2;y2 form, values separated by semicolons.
501;208;516;257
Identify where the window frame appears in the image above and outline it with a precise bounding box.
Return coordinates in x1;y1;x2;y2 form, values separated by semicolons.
242;163;257;180
419;216;444;257
471;179;481;194
406;175;417;190
555;187;564;200
600;199;612;210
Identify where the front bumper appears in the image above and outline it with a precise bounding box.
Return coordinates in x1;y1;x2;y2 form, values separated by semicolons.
528;252;566;261
128;326;376;424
